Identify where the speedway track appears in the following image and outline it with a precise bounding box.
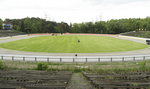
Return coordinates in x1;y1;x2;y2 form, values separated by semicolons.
0;34;150;62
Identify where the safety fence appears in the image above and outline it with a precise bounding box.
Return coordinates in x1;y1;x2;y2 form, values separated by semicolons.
0;55;150;62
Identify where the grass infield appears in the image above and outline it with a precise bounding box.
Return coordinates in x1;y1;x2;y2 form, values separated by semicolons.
0;35;149;53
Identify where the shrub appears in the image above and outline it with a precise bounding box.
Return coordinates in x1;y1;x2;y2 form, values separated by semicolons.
139;61;146;70
37;62;48;70
0;60;5;70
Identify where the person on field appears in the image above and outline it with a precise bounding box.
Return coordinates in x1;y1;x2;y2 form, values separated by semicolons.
75;54;77;57
78;40;80;43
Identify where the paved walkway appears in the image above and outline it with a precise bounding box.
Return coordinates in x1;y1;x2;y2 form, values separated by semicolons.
0;35;41;44
66;73;94;89
116;35;149;44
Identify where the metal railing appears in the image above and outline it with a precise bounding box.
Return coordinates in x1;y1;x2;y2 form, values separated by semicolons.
0;55;150;62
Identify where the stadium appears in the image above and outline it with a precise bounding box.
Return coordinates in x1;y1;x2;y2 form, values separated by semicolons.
1;0;150;88
0;22;150;88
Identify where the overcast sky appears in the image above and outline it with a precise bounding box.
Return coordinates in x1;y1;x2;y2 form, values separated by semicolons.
0;0;150;23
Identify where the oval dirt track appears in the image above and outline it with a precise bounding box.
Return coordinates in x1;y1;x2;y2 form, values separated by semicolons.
0;33;150;62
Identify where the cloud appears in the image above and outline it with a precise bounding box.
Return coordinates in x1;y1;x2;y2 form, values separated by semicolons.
85;0;149;5
0;0;150;23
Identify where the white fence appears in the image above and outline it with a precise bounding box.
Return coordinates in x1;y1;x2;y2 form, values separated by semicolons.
0;55;150;62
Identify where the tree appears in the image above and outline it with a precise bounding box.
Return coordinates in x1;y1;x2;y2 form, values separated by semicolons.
3;17;150;34
95;21;107;33
0;19;3;30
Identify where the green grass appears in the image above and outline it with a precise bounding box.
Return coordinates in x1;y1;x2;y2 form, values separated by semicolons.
1;60;150;73
0;35;149;53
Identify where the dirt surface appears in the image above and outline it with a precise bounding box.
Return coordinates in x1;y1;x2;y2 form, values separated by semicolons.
30;33;115;36
66;73;94;89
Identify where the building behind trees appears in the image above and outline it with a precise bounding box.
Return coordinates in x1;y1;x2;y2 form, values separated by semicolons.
2;24;13;30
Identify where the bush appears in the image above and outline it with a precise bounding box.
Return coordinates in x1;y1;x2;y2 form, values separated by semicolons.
0;60;5;70
139;61;147;71
37;62;48;70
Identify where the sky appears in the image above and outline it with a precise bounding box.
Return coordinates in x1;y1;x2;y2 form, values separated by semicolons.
0;0;150;23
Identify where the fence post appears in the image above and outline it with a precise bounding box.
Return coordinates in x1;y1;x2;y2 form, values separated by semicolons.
122;57;124;62
73;58;75;63
23;57;25;61
35;57;37;62
143;56;145;61
1;56;3;60
133;57;135;61
12;56;14;61
111;58;112;62
47;58;49;62
60;58;62;62
98;58;100;62
86;58;87;62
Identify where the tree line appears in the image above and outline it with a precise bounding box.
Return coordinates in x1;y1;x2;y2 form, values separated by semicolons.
1;17;70;33
0;17;150;34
